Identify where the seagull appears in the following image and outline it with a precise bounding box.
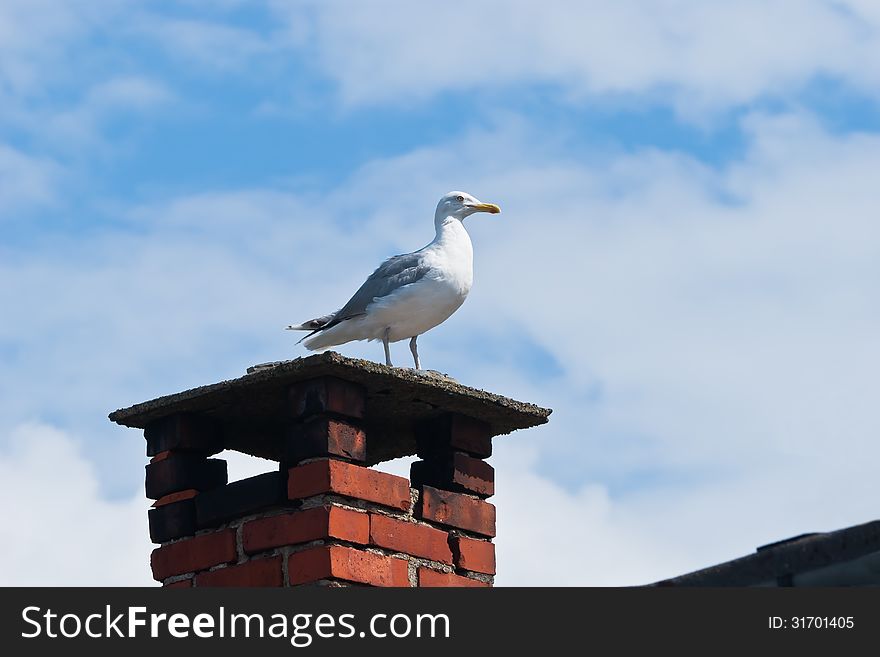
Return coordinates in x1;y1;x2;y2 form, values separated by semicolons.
287;191;501;369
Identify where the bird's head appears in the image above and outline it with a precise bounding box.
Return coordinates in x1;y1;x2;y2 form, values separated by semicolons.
435;191;501;223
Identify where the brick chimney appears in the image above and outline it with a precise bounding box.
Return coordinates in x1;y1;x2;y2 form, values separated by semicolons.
109;352;550;587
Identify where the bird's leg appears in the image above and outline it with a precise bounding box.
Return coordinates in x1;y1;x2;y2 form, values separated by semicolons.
409;336;421;370
383;328;392;367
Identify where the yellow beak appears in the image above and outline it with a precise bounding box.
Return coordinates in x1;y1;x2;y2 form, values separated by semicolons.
470;202;501;214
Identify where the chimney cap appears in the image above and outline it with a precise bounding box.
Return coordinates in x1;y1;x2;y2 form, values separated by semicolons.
109;352;551;463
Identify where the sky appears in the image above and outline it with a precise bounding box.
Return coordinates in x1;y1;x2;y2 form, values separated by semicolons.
2;0;880;586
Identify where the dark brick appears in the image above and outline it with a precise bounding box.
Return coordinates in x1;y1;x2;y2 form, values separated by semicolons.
145;453;227;500
144;413;223;457
410;452;494;498
450;453;494;496
289;377;365;420
149;498;197;543
416;413;492;459
195;471;287;529
417;485;496;537
285;416;366;464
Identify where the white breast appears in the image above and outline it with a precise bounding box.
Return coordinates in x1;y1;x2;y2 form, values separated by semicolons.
365;219;473;342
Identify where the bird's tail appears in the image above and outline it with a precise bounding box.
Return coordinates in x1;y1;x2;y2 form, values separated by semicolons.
301;328;345;351
285;312;337;345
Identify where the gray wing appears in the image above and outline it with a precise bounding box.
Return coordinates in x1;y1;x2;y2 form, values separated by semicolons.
325;252;431;329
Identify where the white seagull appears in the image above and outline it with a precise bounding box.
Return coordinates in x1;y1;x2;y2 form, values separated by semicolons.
287;191;501;369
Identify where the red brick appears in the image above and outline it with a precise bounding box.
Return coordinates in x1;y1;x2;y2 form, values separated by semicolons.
288;545;409;587
163;579;192;589
370;514;452;564
150;529;237;581
287;546;332;585
288;459;411;511
243;505;369;554
152;489;198;508
290;377;365;419
195;557;283;587
418;568;489;588
450;535;495;574
417;486;496;537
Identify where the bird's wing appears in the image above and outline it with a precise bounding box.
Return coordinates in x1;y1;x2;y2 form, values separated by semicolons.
326;252;431;328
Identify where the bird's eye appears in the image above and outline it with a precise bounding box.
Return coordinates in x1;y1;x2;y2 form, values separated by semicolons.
456;195;464;202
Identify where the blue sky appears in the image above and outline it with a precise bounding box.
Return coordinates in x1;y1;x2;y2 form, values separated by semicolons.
2;0;880;585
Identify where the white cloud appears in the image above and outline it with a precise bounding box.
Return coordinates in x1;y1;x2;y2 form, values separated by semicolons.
0;0;100;98
34;76;175;151
0;143;61;214
269;0;880;114
223;450;280;481
494;444;685;585
86;77;173;111
0;4;176;156
0;423;153;586
3;1;879;133
132;17;275;72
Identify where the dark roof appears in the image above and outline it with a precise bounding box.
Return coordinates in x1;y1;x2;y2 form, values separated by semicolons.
653;520;880;586
109;351;551;464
